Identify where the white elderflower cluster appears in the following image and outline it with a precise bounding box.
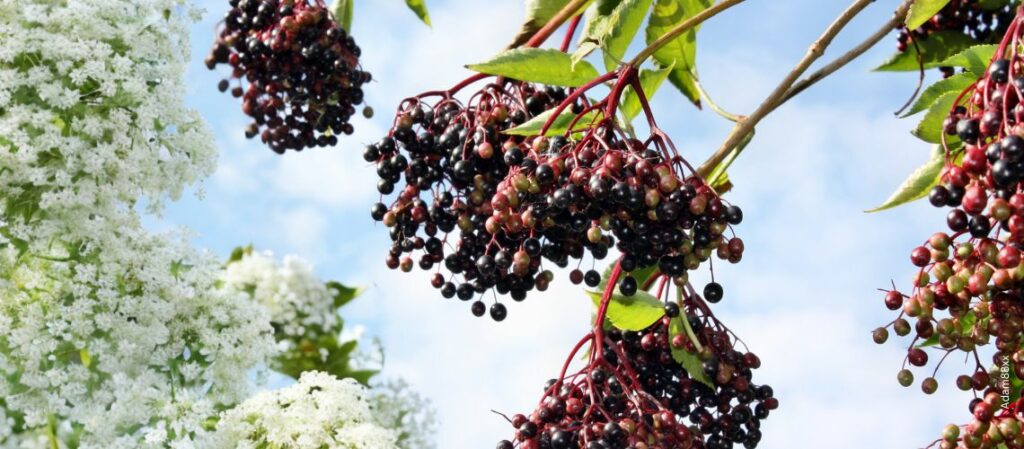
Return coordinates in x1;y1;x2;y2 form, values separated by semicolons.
222;250;341;338
208;371;398;449
0;0;216;246
0;228;276;448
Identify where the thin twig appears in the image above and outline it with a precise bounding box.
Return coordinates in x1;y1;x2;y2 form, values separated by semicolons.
696;0;877;177
778;0;914;107
628;0;746;68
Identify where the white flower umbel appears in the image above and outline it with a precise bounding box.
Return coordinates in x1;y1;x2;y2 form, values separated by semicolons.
0;0;216;247
0;228;276;448
210;371;398;449
222;250;341;338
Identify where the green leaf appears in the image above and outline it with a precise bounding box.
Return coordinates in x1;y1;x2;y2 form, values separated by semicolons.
79;348;92;368
327;281;362;309
331;0;354;31
644;0;711;106
598;263;660;292
937;44;999;74
586;289;665;331
619;63;673;122
905;0;951;30
866;145;947;213
403;0;431;26
572;41;600;68
467;48;601;87
901;71;977;118
912;90;960;144
874;30;977;71
669;317;714;388
504;108;604;137
601;0;654;72
347;369;378;385
979;0;1012;9
581;0;623;40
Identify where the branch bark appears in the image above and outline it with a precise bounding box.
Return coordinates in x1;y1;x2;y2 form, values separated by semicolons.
696;0;880;177
777;0;914;109
628;0;747;68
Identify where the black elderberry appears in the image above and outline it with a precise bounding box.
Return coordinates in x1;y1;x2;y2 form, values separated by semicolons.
989;58;1010;84
956;119;980;143
664;302;680;318
619;276;638;296
490;303;508;322
704;282;724;303
928;185;950;207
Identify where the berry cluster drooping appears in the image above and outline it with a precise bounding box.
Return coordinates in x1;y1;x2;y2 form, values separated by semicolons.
369;71;744;320
496;265;775;449
206;0;371;153
878;9;1024;448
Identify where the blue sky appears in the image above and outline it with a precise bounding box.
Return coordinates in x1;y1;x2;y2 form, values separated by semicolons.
157;0;972;447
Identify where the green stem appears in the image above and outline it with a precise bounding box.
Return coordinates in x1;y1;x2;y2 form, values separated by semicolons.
677;289;705;353
47;415;59;449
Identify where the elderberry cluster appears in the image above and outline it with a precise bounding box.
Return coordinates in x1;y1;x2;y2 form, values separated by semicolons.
897;0;1015;54
369;78;744;320
206;0;371;153
369;82;578;321
878;9;1024;448
497;310;776;449
930;393;1024;449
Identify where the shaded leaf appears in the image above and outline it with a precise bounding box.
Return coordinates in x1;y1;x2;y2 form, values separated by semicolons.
580;0;624;45
875;30;976;71
467;48;601;87
906;0;951;30
509;0;591;48
404;0;431;26
644;0;711;106
327;281;362;309
572;41;600;68
866;145;947;212
901;71;977;117
912;90;960;144
669;317;714;388
586;288;665;331
504;108;604;137
620;63;673;122
938;44;999;74
601;0;654;72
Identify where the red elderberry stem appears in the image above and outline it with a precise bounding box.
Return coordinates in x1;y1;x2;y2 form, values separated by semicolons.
546;332;595;399
629;73;660;131
561;15;583;53
540;71;619;135
593;259;625;362
524;0;590;48
640;270;663;291
604;66;637;118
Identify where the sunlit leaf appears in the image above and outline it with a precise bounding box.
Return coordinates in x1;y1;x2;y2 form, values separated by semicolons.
403;0;431;26
905;0;951;30
875;30;976;71
467;48;601;87
866;145;948;213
